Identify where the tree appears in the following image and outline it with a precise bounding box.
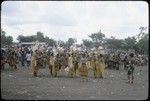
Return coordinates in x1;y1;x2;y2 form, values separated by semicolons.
134;26;148;54
1;30;6;47
66;38;77;47
17;35;36;42
1;29;13;47
17;35;25;42
5;36;13;46
44;36;50;43
29;35;37;42
124;36;137;50
43;36;56;46
82;39;93;48
57;40;66;47
17;32;45;42
110;36;115;39
49;38;57;47
89;30;105;47
36;32;44;42
105;38;124;50
136;33;148;54
137;27;147;41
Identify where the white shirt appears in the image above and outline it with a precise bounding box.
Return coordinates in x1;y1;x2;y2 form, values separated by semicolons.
26;53;32;61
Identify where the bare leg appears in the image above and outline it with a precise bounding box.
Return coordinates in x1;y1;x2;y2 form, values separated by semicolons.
33;68;38;77
131;74;134;83
128;75;130;83
49;65;53;76
94;67;97;78
14;65;17;69
1;62;5;70
54;72;57;77
33;71;37;77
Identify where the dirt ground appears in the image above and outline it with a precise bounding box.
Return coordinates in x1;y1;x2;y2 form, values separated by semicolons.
1;63;148;100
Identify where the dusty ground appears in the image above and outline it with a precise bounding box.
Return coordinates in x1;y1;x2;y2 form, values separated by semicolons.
1;63;148;100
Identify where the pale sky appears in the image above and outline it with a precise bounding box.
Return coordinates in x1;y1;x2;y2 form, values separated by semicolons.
1;1;149;44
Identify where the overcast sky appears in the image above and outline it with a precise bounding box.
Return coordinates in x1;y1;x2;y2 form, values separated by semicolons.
1;1;148;44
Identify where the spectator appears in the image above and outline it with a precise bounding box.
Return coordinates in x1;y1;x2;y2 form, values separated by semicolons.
20;48;26;67
26;51;32;68
127;53;135;83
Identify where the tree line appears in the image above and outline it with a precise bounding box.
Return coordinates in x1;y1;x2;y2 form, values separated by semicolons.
1;30;13;47
1;27;148;54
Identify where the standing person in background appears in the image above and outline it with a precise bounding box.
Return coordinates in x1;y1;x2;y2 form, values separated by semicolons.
15;47;20;63
1;49;6;70
18;47;22;62
20;48;26;67
29;46;33;56
127;53;135;83
124;54;129;70
95;54;105;78
68;53;74;78
99;54;105;78
91;53;97;78
26;51;32;68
